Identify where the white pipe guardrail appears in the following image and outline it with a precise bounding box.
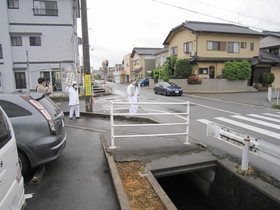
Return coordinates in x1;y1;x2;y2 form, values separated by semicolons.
207;122;280;170
110;101;190;149
267;87;280;105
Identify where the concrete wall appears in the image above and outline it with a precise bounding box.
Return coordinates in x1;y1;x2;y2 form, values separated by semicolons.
149;79;250;93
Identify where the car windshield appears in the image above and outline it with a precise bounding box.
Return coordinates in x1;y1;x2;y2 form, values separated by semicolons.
168;82;178;87
38;97;62;118
161;82;178;88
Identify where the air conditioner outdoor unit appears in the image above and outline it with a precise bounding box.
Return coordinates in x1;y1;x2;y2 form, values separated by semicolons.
190;51;196;57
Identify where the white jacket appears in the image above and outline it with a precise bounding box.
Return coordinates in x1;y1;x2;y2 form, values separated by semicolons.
65;86;79;105
127;83;139;102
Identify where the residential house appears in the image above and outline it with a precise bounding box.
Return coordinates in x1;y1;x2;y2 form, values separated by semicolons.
112;64;125;84
260;31;280;86
123;53;133;83
0;0;80;92
130;47;161;80
154;47;168;68
163;21;267;84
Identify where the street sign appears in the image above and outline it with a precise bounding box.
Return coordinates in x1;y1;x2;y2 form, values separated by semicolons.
84;74;92;96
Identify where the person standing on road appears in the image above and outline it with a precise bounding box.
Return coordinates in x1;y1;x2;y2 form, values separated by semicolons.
36;77;53;95
65;81;80;120
127;78;140;115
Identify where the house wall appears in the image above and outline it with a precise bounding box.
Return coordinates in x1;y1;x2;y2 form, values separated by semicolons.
0;0;79;92
260;36;280;48
272;66;280;87
197;34;260;58
123;53;132;83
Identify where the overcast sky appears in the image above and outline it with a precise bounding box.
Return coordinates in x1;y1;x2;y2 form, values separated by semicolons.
78;0;280;70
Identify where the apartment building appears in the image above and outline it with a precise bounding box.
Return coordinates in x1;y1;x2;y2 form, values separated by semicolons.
0;0;80;92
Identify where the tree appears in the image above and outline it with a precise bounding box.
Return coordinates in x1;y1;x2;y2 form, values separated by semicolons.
221;60;251;80
164;56;177;78
174;58;193;78
261;72;275;87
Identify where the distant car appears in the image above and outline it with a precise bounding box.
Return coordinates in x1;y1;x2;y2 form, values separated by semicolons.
0;106;26;210
154;82;183;96
0;92;67;176
138;78;149;87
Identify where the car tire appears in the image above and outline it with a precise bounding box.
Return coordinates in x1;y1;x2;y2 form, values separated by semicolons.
154;89;157;94
18;150;30;177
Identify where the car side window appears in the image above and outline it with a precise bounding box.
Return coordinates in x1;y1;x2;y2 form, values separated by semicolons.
0;110;11;149
0;100;32;118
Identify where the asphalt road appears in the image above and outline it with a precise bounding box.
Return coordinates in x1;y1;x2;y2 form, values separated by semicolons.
25;126;120;210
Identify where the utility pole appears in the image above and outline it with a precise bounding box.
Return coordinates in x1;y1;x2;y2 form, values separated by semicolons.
81;0;93;112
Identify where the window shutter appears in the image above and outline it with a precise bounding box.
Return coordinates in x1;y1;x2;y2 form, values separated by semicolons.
220;42;226;51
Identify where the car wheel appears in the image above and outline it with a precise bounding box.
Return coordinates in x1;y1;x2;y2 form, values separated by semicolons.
164;90;167;96
179;93;182;96
141;83;144;87
154;89;157;94
18;150;31;177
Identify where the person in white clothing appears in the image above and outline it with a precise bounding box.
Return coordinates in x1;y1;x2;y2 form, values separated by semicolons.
127;78;140;114
65;81;80;119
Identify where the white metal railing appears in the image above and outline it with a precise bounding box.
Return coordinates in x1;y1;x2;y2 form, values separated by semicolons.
110;101;190;149
207;122;280;170
267;87;280;105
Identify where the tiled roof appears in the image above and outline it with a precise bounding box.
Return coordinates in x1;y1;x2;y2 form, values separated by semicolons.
263;31;280;38
131;47;162;57
258;49;280;63
181;21;264;35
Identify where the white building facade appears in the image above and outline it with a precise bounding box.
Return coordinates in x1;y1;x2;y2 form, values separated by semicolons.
0;0;80;92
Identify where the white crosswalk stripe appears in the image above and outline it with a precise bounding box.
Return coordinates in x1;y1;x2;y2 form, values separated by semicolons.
196;112;280;140
215;117;280;139
247;114;280;123
231;115;280;130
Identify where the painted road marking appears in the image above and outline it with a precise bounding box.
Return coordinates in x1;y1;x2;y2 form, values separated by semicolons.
247;114;280;123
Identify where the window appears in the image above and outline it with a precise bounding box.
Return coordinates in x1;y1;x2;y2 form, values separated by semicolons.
199;68;208;74
170;47;178;56
250;42;254;51
7;0;19;9
207;41;220;51
0;110;11;149
184;42;192;53
228;42;240;53
33;1;58;16
0;100;32;118
134;59;139;65
14;72;26;89
241;42;247;49
0;45;3;59
11;36;22;46
29;37;41;46
269;48;279;55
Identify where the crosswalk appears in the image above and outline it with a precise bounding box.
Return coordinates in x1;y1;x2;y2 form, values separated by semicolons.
197;111;280;141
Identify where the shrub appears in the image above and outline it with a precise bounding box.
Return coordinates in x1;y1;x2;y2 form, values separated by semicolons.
260;72;275;87
221;60;251;80
187;75;202;84
174;58;193;78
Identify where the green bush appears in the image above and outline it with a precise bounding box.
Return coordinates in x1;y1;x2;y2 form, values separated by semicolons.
261;72;275;87
221;60;251;80
174;58;193;78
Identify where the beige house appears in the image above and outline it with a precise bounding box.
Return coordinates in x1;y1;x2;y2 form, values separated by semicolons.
155;47;168;68
112;64;125;84
163;21;268;84
130;47;161;80
260;31;280;86
123;53;133;83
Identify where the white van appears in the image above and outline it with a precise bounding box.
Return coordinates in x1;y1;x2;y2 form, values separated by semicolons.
0;106;26;210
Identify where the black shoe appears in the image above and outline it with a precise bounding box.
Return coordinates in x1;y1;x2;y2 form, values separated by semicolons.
69;117;73;120
76;117;81;119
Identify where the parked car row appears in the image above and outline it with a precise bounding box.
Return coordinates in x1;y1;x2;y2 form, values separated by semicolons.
0;92;67;177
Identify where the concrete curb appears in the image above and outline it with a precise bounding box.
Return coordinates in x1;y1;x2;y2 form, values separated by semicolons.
101;134;131;210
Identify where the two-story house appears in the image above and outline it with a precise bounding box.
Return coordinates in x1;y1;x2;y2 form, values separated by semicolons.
260;31;280;86
123;53;133;83
154;47;168;68
0;0;80;92
163;21;266;84
130;47;161;80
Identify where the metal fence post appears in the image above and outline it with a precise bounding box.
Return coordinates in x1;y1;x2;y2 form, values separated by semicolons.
110;101;116;149
184;102;190;144
242;138;250;171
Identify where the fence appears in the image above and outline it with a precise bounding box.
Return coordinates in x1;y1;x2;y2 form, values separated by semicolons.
109;101;190;149
207;122;280;170
267;87;280;105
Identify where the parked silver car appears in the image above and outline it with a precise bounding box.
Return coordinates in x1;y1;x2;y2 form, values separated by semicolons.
0;92;67;176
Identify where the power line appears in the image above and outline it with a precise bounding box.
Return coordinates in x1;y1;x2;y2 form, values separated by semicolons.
151;0;279;31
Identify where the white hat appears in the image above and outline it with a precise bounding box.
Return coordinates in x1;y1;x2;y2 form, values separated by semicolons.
72;81;77;84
